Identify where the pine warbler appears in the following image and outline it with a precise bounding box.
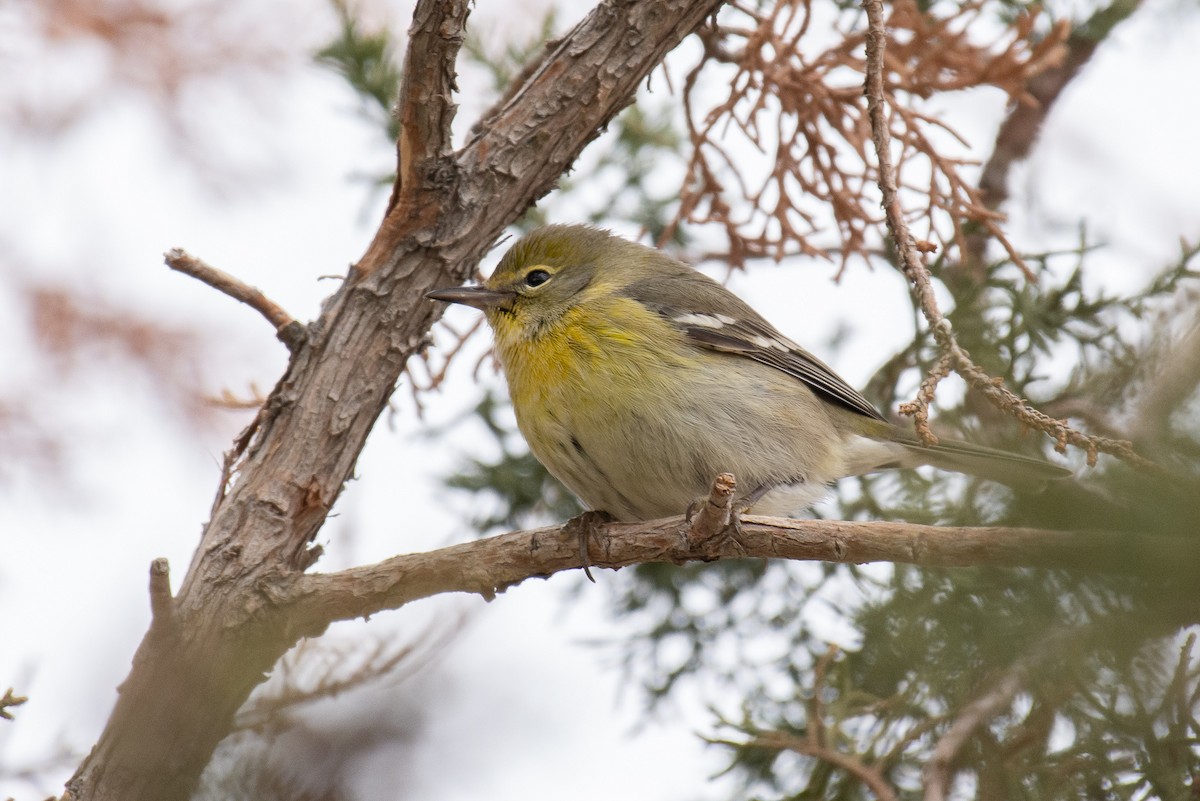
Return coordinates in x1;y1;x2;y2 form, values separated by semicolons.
428;225;1069;522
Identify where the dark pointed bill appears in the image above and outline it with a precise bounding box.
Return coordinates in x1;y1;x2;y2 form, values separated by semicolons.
426;286;511;310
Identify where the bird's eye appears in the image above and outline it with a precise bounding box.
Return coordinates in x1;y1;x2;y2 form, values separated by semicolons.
524;269;551;288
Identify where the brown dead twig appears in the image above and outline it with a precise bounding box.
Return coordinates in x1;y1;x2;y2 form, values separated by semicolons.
164;249;306;513
858;0;1163;474
165;249;306;353
749;730;901;801
402;315;487;417
670;0;1070;275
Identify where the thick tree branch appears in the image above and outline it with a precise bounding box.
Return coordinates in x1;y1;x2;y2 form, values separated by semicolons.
284;516;1200;635
67;3;727;800
388;0;468;216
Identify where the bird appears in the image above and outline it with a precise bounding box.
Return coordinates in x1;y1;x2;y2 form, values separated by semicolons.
427;224;1069;522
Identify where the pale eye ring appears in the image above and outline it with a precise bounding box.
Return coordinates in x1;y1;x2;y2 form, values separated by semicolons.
524;269;551;287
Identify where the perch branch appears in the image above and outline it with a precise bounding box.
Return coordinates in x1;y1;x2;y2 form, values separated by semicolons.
164;249;305;353
284;514;1200;636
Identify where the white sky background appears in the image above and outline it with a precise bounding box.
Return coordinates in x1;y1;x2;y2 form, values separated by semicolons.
3;0;1200;799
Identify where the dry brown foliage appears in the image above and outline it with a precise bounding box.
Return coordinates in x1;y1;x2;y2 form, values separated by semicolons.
9;0;294;128
5;0;302;190
671;0;1069;275
2;0;306;487
0;282;218;482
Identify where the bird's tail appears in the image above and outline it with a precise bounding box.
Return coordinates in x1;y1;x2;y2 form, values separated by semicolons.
895;433;1072;486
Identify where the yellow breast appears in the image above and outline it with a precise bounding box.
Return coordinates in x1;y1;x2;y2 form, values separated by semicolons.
488;294;691;415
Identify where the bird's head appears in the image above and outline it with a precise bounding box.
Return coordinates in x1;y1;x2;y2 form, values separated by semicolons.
427;225;625;338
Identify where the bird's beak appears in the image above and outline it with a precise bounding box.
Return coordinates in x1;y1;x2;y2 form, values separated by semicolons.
426;285;511;310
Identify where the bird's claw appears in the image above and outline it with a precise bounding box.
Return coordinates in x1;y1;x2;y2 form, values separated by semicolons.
564;510;616;582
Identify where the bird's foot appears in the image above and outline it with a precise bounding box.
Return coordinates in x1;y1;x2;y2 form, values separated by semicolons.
564;510;617;583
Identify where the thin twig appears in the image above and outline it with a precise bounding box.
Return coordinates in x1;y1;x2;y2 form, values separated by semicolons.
204;385;268;411
1160;632;1197;733
233;613;465;732
165;249;305;353
859;0;1165;475
899;349;953;446
807;643;839;748
1130;299;1200;445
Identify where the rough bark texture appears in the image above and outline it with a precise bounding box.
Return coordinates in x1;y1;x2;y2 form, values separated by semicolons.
65;1;726;799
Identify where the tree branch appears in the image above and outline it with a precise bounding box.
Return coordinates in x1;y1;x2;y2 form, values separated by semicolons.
164;248;305;352
284;515;1200;635
68;3;728;799
922;653;1029;801
388;0;468;216
977;0;1141;223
